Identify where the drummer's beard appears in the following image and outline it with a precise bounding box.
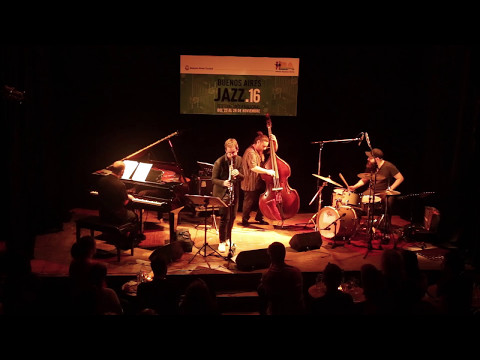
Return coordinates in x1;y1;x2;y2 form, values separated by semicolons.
365;159;377;172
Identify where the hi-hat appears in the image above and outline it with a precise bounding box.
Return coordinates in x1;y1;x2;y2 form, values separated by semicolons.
312;174;342;187
357;172;386;181
376;189;401;196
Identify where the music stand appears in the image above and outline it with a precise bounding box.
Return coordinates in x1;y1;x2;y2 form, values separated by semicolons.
186;195;228;263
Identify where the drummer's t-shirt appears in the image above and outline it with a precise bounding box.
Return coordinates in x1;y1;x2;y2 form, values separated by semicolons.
362;160;399;192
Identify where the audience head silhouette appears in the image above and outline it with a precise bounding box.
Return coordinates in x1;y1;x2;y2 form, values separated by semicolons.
71;235;96;260
267;241;286;265
150;256;168;279
323;262;343;291
179;278;218;315
360;263;385;300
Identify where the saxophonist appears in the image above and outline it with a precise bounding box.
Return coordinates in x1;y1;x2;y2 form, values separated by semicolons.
212;138;244;253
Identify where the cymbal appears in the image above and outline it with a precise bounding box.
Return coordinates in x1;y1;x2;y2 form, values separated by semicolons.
357;172;386;181
312;174;342;187
376;190;401;196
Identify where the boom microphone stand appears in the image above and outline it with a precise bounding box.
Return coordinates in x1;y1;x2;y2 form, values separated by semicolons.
309;133;364;229
319;213;347;249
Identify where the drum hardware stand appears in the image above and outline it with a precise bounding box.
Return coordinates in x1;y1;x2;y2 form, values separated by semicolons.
380;193;397;249
305;182;326;230
364;171;382;259
186;195;228;264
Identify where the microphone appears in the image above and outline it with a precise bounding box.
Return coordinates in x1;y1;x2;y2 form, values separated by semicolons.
365;132;372;149
358;132;364;146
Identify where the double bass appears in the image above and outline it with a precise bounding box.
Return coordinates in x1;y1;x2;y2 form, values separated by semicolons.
259;114;300;221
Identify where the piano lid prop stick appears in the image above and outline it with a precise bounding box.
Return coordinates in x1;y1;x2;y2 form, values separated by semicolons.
121;131;179;160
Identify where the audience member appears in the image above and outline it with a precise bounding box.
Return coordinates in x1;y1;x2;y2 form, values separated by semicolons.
136;256;182;315
68;235;97;313
310;262;354;315
380;248;407;313
257;241;305;315
354;263;388;315
178;278;219;315
69;236;96;284
425;249;474;315
88;262;123;315
401;249;438;314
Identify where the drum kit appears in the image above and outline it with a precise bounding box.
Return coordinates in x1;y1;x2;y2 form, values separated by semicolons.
310;132;400;251
313;172;401;247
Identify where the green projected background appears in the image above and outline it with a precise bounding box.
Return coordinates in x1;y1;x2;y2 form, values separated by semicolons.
180;74;298;116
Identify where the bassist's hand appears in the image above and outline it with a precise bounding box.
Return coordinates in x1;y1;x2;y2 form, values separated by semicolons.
266;169;276;177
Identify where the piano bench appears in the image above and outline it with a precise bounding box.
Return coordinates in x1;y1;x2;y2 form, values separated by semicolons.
75;215;137;262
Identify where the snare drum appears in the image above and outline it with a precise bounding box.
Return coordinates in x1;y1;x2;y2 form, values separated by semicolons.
361;194;381;204
317;206;358;239
361;194;383;213
332;188;360;208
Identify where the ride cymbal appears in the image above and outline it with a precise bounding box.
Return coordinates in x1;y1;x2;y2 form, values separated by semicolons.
376;189;401;196
312;174;342;187
357;172;386;181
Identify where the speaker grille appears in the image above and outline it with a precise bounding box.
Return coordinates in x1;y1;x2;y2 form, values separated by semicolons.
235;249;270;271
289;232;322;251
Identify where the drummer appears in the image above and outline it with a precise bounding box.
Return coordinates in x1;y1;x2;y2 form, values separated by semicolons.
347;148;404;236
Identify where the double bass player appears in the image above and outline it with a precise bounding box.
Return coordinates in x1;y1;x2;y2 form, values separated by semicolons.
240;131;277;227
258;115;300;222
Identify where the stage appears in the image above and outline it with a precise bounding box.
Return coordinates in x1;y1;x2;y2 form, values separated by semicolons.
32;208;445;278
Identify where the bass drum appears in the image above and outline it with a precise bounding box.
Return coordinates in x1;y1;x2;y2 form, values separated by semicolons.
317;206;358;239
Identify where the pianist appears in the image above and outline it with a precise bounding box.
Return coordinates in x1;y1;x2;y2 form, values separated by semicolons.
97;160;139;226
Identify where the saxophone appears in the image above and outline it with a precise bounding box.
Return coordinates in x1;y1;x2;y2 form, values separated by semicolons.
228;157;235;206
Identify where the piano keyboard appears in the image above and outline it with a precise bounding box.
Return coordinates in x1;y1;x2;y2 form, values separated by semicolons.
132;197;166;207
90;191;166;208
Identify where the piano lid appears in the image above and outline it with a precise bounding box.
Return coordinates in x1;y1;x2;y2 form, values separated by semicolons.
93;131;188;188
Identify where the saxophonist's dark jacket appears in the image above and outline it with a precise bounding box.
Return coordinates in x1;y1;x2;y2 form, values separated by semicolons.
212;154;244;203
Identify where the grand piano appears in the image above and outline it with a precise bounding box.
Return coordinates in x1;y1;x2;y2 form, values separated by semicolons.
91;131;190;241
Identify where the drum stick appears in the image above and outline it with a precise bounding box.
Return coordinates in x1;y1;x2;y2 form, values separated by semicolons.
339;173;349;188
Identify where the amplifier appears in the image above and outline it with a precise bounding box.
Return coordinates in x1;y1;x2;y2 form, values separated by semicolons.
195;176;213;196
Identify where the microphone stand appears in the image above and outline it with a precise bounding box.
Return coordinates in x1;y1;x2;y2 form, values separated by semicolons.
309;134;363;229
319;213;346;249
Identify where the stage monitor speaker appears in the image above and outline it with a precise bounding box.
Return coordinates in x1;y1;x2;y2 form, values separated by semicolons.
235;248;270;271
289;232;322;252
149;242;184;264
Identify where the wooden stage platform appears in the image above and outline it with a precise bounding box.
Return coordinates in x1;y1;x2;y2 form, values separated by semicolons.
32;208;445;278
